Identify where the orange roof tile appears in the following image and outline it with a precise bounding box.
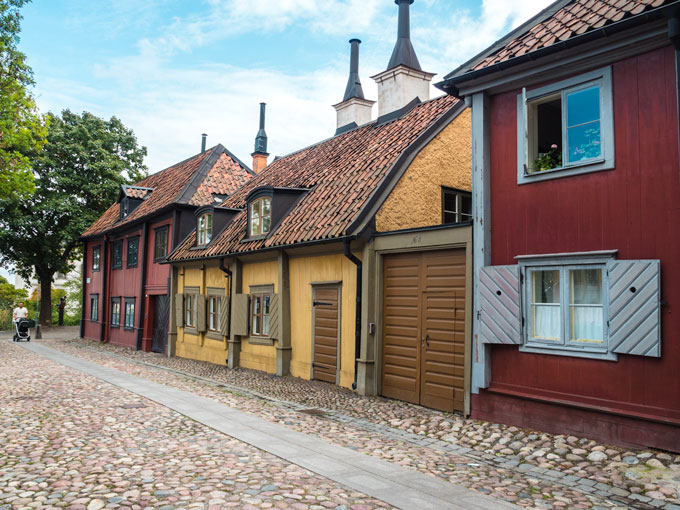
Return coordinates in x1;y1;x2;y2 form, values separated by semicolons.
169;95;460;262
82;146;253;238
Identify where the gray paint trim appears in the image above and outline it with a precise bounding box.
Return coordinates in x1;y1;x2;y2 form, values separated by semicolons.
471;92;491;393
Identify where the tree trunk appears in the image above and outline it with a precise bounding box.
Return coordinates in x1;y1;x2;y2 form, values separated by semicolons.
38;274;53;327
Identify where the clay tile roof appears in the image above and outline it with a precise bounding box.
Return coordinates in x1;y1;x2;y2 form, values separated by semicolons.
440;0;675;84
82;146;253;238
122;186;153;199
169;95;460;262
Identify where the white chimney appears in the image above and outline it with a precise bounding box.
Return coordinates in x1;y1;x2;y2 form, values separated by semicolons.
333;39;375;133
372;0;435;118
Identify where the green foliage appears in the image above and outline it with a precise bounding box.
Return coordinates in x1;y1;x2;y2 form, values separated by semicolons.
0;109;147;324
533;144;562;172
0;0;47;199
0;274;27;329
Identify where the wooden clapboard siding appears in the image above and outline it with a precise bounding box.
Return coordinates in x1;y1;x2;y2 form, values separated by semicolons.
486;46;680;425
381;249;466;412
312;287;339;384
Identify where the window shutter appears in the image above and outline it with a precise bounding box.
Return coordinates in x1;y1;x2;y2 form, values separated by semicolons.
479;265;522;344
175;294;184;328
608;260;661;357
220;295;230;337
269;294;280;340
196;294;207;332
232;293;250;336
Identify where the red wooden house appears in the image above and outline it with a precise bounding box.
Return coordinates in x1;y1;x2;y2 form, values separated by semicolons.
80;143;254;353
437;0;680;451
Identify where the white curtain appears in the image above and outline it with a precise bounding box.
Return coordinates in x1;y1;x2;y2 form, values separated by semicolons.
571;307;603;342
533;305;560;340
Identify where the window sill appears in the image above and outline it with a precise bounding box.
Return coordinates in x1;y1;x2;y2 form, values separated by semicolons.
248;336;274;346
184;327;199;336
111;324;120;329
520;344;617;361
519;158;614;185
206;331;224;341
126;265;138;269
112;267;122;271
123;327;135;332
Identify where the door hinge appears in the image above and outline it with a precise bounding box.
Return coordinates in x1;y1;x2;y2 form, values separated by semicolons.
476;310;481;320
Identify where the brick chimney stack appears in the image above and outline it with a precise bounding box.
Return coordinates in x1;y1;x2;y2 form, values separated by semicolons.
251;103;269;173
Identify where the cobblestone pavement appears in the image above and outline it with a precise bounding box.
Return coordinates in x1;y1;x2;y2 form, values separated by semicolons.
11;328;680;509
0;338;397;510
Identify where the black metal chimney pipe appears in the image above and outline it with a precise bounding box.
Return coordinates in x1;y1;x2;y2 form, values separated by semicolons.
343;39;365;101
387;0;421;71
253;103;268;155
201;133;207;153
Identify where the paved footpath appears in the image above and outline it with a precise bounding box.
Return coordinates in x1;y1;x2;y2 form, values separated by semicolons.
0;338;515;510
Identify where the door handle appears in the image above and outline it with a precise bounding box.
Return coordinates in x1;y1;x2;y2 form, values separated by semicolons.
422;334;429;348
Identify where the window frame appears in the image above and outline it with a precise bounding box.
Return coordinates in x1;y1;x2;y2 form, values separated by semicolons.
442;187;472;224
518;254;615;361
92;246;101;272
197;213;213;246
183;287;199;334
110;297;121;328
90;294;99;322
123;297;135;331
249;284;274;344
249;196;272;238
112;241;123;270
154;226;169;262
206;288;225;341
126;236;139;268
517;66;614;185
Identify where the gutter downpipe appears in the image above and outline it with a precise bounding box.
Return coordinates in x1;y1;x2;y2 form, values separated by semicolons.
100;235;109;342
343;237;362;391
80;241;87;338
136;222;148;351
218;258;232;344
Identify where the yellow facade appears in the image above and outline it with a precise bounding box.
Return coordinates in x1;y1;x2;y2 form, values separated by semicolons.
176;266;229;365
375;108;471;231
288;252;358;389
239;259;279;373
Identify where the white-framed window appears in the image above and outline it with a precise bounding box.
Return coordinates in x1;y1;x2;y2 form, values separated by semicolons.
185;293;196;328
524;264;607;357
249;197;271;237
442;187;472;224
197;213;213;246
517;67;614;184
208;296;221;332
251;290;272;337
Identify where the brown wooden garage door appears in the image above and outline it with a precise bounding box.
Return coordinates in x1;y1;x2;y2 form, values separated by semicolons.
381;249;466;412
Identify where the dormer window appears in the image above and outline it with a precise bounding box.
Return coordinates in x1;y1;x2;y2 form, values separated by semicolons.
249;197;271;237
197;213;213;246
121;198;130;219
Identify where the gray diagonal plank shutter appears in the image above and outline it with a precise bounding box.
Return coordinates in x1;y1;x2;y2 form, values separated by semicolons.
479;265;522;344
175;294;184;328
268;294;280;340
608;260;661;357
232;293;250;336
220;295;230;337
196;294;207;332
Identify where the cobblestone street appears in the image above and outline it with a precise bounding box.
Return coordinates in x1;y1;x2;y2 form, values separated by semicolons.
1;328;679;509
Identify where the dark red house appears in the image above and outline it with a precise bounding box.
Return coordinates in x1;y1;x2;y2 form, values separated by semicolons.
437;0;680;451
80;143;254;353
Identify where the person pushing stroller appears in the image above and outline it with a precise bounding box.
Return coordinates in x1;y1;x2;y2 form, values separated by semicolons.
12;302;31;342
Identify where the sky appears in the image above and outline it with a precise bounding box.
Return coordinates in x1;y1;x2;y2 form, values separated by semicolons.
1;0;554;282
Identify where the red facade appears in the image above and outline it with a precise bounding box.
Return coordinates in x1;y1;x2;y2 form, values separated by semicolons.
477;46;680;449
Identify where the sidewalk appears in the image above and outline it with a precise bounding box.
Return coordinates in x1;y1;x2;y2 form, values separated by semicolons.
14;330;680;509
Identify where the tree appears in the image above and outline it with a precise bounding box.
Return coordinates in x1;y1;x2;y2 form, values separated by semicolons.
0;0;47;198
0;110;147;325
0;275;28;329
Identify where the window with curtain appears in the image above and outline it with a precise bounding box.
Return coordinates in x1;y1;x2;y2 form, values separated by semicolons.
208;296;221;332
526;265;604;352
111;298;121;327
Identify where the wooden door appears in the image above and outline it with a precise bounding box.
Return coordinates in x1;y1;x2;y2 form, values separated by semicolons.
152;294;169;354
312;286;340;384
381;249;466;412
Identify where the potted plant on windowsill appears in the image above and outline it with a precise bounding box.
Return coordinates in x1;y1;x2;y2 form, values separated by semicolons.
533;143;562;172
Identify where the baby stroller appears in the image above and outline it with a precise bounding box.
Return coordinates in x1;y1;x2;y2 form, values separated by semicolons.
13;318;31;342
